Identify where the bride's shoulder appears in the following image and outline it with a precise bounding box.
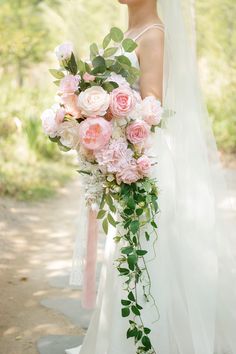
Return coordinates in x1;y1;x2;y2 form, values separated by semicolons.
138;27;164;57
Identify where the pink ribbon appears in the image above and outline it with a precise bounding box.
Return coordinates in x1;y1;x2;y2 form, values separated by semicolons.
82;208;99;309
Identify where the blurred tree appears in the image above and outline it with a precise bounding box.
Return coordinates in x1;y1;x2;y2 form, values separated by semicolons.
0;0;55;86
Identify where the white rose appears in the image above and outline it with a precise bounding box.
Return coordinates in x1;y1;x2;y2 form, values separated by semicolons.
54;42;73;62
41;109;58;138
78;86;110;117
57;120;80;149
142;96;163;126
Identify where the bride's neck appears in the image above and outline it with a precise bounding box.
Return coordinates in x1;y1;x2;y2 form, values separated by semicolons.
128;2;159;30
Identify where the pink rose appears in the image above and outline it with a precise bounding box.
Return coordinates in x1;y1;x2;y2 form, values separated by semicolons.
137;155;151;176
78;86;110;117
60;93;81;118
116;163;141;185
79;117;112;150
83;72;96;82
126;120;150;145
142;96;163;126
55;107;66;124
110;87;135;117
55;42;73;62
59;75;80;94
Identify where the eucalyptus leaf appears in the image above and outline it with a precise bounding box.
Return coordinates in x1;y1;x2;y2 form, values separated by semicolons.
103;33;111;49
92;55;106;68
90;42;99;60
102;218;108;234
107;213;117;227
49;69;64;79
122;38;138;52
97;210;106;219
116;55;132;66
110;27;124;42
103;47;119;58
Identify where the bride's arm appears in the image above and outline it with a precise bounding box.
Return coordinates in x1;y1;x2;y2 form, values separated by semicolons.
137;29;164;102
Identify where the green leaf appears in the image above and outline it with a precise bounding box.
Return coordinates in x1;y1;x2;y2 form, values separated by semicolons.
130;220;139;234
116;55;132;66
105;59;115;67
121;246;134;255
136;250;148;256
136;208;143;216
142;336;152;350
103;33;111;49
102;81;119;93
110;27;124;42
128;254;138;271
127;327;138;338
107;213;117;227
144;327;151;335
136;330;143;341
118;267;130;275
92;55;106;68
122;38;138;52
90;42;99;60
131;305;140;316
123;208;134;216
97;210;106;219
145;232;150;241
151;220;158;229
121;299;131;306
77;59;86;72
66;53;78;75
53;80;61;86
103;47;118;58
121;307;130;317
49;69;64;79
102;218;108;234
127;197;136;210
128;291;135;302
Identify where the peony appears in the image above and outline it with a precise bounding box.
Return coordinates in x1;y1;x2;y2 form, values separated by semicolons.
83;72;96;82
137;155;151;176
116;163;141;185
57;120;80;149
54;42;73;62
41;106;65;138
126;120;150;145
60;93;81;117
142;96;163;126
110;87;135;118
59;75;80;94
78;86;110;117
79;117;112;150
95;138;133;173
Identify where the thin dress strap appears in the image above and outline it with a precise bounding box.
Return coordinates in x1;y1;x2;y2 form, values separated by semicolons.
133;23;164;41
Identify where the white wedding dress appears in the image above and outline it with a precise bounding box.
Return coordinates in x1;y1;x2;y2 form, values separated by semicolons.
66;20;236;354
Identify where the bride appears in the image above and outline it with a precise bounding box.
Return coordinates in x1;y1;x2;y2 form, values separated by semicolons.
66;0;236;353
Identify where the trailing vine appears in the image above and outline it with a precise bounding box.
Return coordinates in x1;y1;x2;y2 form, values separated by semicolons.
98;178;160;354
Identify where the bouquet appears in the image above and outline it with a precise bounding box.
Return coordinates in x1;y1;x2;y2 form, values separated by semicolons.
41;27;163;354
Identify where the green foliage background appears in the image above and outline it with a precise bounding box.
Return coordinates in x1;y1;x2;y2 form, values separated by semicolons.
0;0;235;199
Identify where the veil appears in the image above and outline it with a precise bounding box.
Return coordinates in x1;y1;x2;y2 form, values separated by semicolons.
155;0;236;353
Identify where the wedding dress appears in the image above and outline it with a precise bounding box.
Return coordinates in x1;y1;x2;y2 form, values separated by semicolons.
66;3;236;354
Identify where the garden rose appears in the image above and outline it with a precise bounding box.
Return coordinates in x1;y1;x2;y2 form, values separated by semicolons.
110;87;135;117
57;120;80;149
107;73;130;87
59;75;80;94
142;96;163;126
116;163;141;185
83;72;96;82
54;42;73;62
60;93;81;118
41;107;64;138
79;117;112;150
78;86;110;117
137;155;152;176
126;120;150;145
55;107;66;124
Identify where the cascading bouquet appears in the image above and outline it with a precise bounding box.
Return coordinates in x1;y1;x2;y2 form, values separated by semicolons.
41;27;163;354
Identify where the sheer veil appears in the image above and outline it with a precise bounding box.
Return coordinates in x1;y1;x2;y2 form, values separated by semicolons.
156;0;236;353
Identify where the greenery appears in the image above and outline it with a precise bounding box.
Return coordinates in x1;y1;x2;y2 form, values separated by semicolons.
98;179;160;354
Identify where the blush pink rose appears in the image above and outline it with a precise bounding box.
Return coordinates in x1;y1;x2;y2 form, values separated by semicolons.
137;155;151;176
142;96;163;126
55;107;66;124
55;42;73;62
78;86;110;117
59;75;80;94
57;120;80;149
83;72;96;82
116;163;141;185
126;120;150;145
79;117;112;150
109;87;135;118
60;93;81;118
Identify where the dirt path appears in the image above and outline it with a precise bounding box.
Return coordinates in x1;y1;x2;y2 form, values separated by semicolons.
0;179;84;354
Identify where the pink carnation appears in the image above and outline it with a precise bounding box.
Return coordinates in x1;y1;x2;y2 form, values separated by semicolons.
95;138;133;173
126;120;150;145
59;75;80;94
110;87;135;118
137;155;151;176
142;96;163;126
116;163;141;185
79;117;112;150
